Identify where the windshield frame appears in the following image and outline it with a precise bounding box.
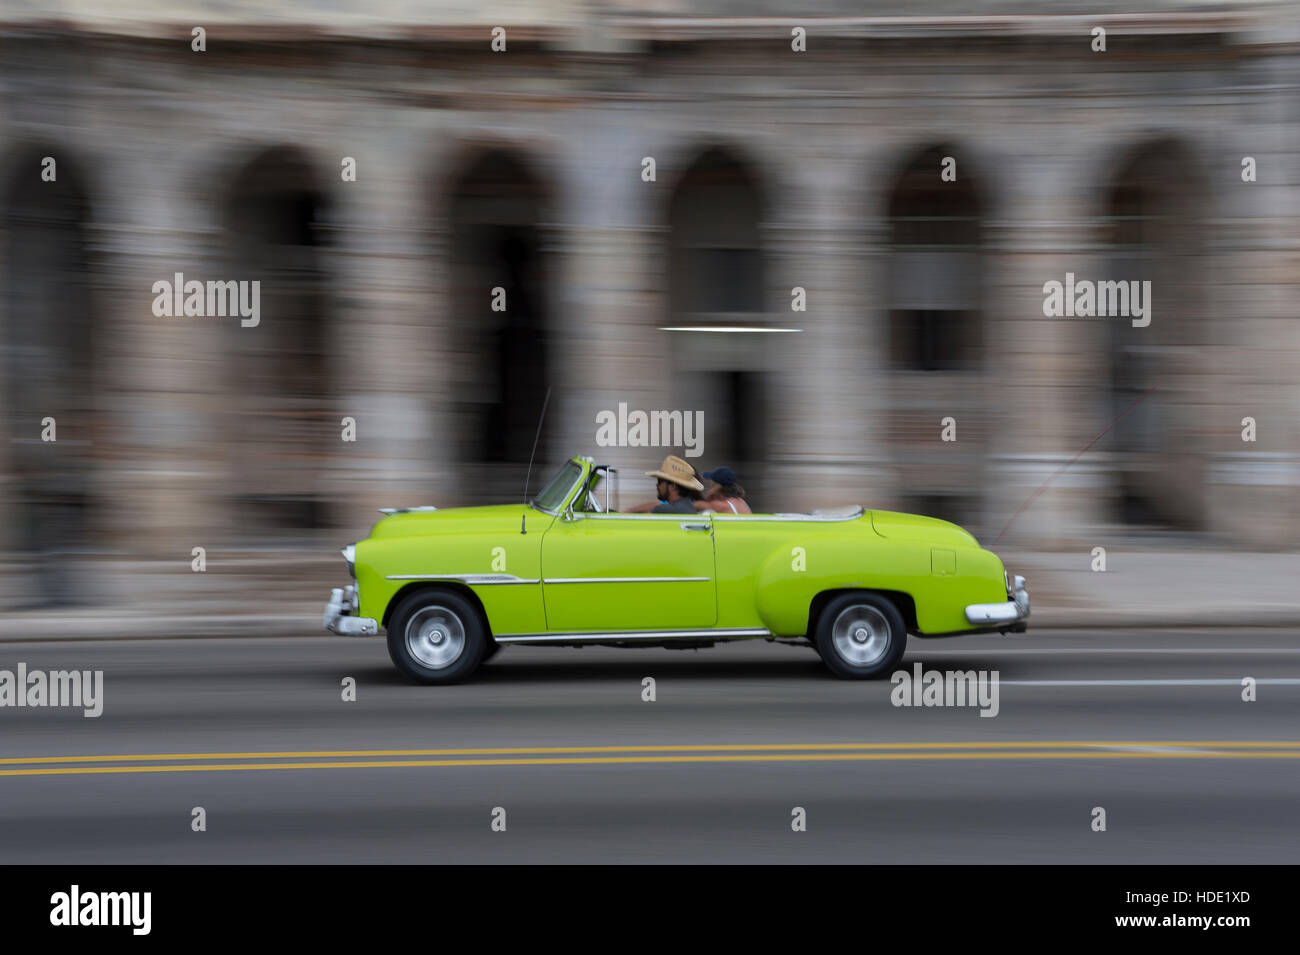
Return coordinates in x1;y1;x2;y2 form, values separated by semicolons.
529;460;585;515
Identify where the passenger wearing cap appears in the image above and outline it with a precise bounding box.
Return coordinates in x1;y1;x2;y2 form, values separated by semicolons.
695;466;752;514
624;455;704;514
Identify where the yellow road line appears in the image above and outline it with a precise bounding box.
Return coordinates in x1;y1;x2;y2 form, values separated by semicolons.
4;748;1300;777
3;740;1299;766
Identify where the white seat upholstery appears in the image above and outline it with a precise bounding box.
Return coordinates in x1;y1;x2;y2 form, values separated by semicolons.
808;505;866;519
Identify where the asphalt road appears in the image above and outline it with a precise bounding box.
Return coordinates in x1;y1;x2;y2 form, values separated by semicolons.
1;629;1298;863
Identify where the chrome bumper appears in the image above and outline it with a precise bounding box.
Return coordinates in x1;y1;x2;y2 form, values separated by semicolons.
324;585;379;636
965;575;1030;628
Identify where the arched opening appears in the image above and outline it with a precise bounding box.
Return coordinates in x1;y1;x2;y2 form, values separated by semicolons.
886;145;982;371
446;149;553;501
883;144;986;530
666;147;770;504
2;151;96;605
1101;138;1205;531
223;146;333;538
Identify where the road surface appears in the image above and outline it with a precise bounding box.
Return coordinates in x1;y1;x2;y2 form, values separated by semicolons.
1;630;1297;863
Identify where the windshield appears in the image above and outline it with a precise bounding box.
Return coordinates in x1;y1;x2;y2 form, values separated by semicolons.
531;461;582;513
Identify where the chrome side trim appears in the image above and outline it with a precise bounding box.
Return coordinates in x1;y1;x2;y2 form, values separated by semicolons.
580;510;863;523
575;512;710;521
712;508;865;523
542;576;711;584
494;627;772;645
386;573;540;585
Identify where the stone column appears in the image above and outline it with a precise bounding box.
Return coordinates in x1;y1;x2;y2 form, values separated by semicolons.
321;140;450;530
88;139;232;564
983;147;1112;550
1203;33;1300;547
766;145;892;512
548;110;675;502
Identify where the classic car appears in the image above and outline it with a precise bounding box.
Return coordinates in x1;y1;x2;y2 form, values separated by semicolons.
324;454;1029;684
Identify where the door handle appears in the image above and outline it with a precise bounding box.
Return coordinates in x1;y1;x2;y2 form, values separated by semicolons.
680;523;711;531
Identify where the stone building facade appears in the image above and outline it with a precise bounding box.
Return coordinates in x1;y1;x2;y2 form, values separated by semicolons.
0;1;1297;605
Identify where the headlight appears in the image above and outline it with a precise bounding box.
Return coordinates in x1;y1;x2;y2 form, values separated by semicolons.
341;544;356;579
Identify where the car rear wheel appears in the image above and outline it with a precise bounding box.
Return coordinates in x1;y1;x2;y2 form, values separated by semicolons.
386;589;487;685
814;593;907;679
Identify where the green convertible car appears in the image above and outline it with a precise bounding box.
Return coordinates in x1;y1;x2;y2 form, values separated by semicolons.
324;454;1029;684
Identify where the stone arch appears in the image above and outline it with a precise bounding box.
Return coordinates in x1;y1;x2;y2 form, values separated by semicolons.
220;144;335;536
1097;134;1208;530
442;145;557;501
663;145;772;503
879;141;989;531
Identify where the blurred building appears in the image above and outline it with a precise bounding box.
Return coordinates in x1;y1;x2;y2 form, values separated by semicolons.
0;1;1297;605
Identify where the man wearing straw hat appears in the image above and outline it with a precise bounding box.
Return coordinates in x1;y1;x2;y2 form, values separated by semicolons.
624;454;705;514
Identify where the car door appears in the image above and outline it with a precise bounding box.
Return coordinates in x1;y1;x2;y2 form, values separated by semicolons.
540;512;717;632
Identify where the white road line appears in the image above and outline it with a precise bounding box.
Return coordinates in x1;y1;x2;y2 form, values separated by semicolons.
1101;745;1220;754
999;679;1300;687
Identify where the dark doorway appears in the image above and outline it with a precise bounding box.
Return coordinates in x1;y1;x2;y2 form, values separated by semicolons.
224;146;333;537
666;148;770;507
1102;139;1204;531
2;153;95;604
446;150;552;501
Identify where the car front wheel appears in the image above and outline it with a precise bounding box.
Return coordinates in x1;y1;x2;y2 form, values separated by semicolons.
386;589;487;685
814;593;907;679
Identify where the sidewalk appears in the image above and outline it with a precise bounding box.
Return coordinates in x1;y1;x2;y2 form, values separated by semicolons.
997;549;1300;630
0;549;1295;641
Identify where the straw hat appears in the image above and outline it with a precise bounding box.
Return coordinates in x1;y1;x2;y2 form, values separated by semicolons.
646;455;704;491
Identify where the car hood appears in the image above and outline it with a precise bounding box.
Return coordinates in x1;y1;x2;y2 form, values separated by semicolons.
869;510;979;547
369;503;534;539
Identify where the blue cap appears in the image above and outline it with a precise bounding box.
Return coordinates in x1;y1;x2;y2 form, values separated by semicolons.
703;466;737;485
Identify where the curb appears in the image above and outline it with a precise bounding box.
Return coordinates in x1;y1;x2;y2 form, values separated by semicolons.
0;615;316;642
1026;612;1300;630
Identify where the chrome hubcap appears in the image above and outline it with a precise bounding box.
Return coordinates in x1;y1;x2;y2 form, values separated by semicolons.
831;605;891;666
406;606;466;669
